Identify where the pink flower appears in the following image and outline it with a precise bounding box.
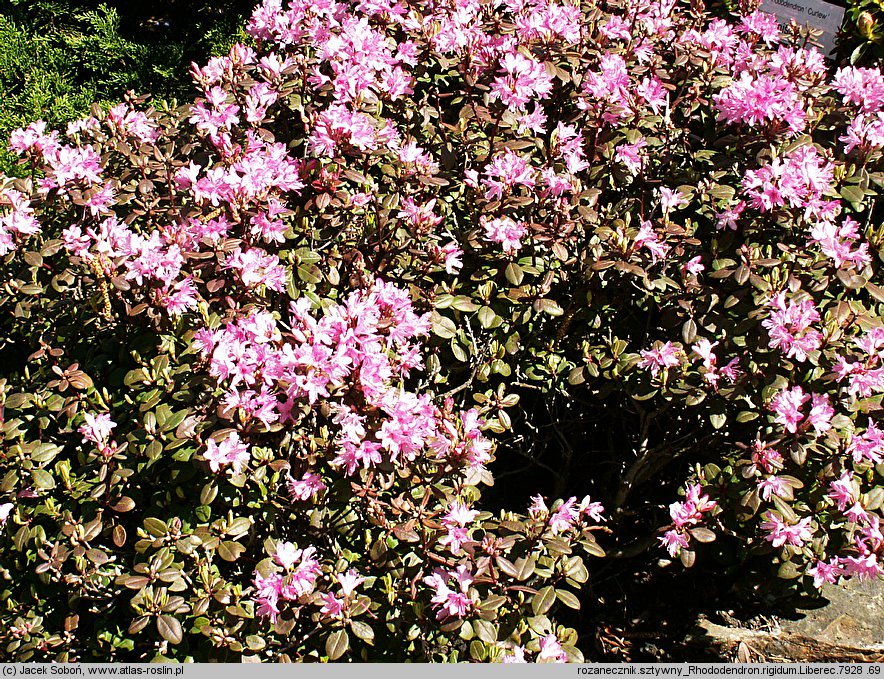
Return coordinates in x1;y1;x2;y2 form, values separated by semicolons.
440;242;463;274
758;476;789;501
483;215;528;255
807;558;843;588
760;511;813;548
685;484;717;514
277;545;321;599
807;394;834;435
336;569;365;598
845;502;869;524
253;572;284;621
578;495;605;522
659;529;690;557
833;66;884;113
538;634;568;663
738;10;781;44
839;554;883;580
529;494;549;519
79;412;116;447
0;502;12;526
442;500;479;527
639;341;681;376
501;645;528;663
828;472;856;511
203;432;251;473
810;217;871;269
658;187;688;214
616;138;647;175
275;541;301;570
742;146;834;216
762;293;822;363
769;386;810;434
423;565;474;620
481;149;536;201
319;592;345;618
684;256;705;275
397;197;442;232
714;72;805;135
288;472;327;501
549;497;579;534
440;500;478;554
223;247;287;292
847;421;884;464
634;220;670;263
715;201;745;230
489;52;554;110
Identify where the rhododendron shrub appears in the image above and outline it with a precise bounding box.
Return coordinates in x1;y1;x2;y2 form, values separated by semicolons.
2;0;884;663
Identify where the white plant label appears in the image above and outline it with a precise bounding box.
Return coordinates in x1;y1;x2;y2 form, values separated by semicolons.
759;0;846;55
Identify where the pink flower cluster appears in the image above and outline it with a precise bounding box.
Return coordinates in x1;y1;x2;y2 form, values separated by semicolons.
659;484;717;557
742;145;835;217
203;432;251;474
761;292;822;363
482;215;528;255
528;494;606;535
196;279;493;477
691;339;740;389
807;491;883;586
0;502;12;527
61;215;200;317
0;187;41;256
768;385;833;435
439;500;479;555
760;511;812;548
639;341;681;377
834;327;884;399
253;542;323;622
809;217;871;270
423;564;476;620
846;421;884;465
78;412;118;458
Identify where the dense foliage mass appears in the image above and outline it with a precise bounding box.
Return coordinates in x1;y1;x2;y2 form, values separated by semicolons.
2;0;884;663
0;0;250;175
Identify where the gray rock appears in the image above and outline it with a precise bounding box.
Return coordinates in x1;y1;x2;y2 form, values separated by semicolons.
690;580;884;661
784;580;884;651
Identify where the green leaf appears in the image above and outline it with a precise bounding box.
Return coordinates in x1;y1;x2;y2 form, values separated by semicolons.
31;469;55;489
777;561;801;579
472;619;497;643
690;527;716;543
144;518;168;537
555;589;580;610
534;298;564;316
451;296;479;312
326;630;349;660
514;555;536;580
431;312;457;339
681;319;697;345
532;585;556;615
350;620;374;642
217;541;246;562
478;595;508;611
505;262;524;286
478;306;500;329
839;184;865;205
246;635;266;651
157;615;183;645
298;263;322;284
